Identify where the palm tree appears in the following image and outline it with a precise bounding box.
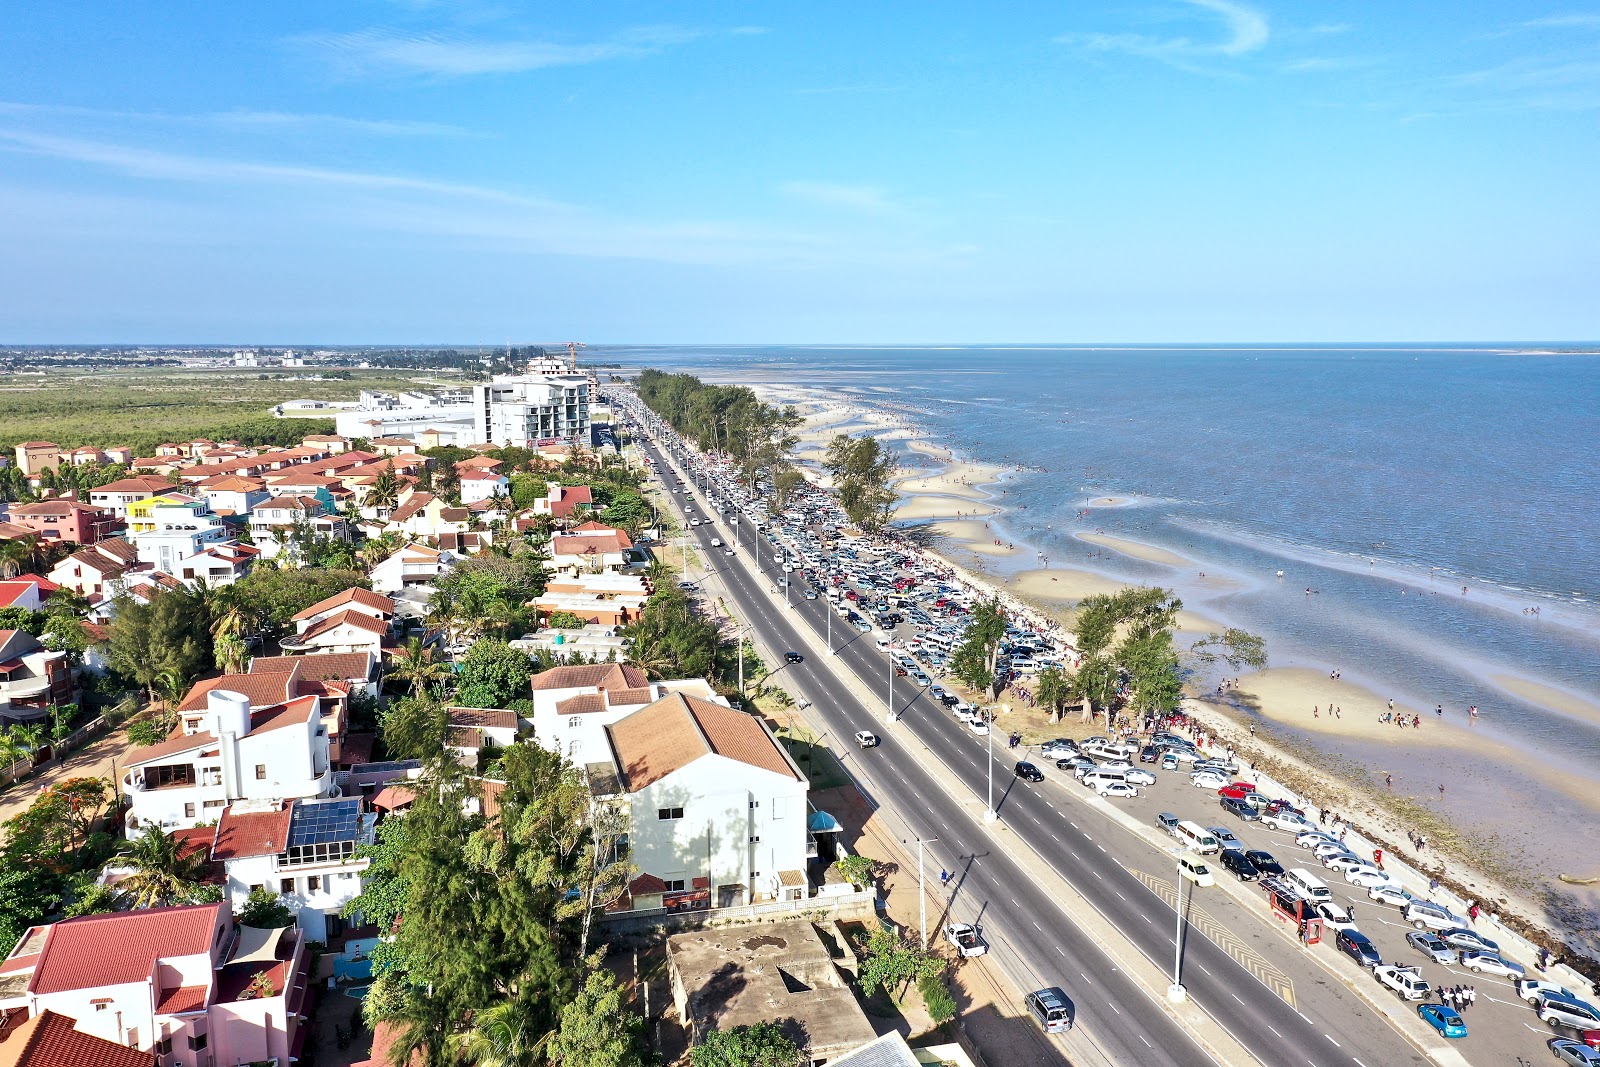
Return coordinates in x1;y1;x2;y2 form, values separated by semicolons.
0;731;27;779
0;537;33;579
366;461;402;517
387;637;452;698
153;666;190;711
114;826;210;909
463;998;544;1067
214;633;250;675
7;722;47;766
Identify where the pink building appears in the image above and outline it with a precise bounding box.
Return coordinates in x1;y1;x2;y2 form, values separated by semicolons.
0;902;310;1067
5;500;114;546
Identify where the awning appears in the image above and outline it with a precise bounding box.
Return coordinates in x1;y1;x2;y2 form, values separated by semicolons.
808;811;843;833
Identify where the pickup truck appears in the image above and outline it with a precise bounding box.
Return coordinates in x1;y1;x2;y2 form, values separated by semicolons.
1374;964;1431;1001
944;923;988;958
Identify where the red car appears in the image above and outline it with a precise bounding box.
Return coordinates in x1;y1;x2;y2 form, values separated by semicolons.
1217;783;1258;800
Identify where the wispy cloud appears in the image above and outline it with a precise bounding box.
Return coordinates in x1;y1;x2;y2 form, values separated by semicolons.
1518;13;1600;29
0;100;467;137
0;128;936;267
1056;0;1270;72
1279;56;1379;74
294;24;716;78
780;180;907;216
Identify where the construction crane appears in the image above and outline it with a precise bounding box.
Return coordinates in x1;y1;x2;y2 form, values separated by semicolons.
562;341;587;372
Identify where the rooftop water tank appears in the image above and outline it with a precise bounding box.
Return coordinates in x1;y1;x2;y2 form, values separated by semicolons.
208;689;252;738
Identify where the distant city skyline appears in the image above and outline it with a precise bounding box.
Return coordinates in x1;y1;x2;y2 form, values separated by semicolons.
2;2;1597;343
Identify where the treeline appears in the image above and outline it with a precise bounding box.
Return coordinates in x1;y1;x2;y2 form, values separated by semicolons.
636;369;801;484
0;416;337;458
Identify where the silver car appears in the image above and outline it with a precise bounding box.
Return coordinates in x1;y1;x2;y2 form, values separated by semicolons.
1459;950;1525;978
1405;931;1457;964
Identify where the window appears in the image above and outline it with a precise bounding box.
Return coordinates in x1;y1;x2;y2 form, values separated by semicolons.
568;716;581;727
663;879;686;892
255;764;267;780
307;875;321;892
250;883;264;894
92;1000;111;1012
657;807;683;821
749;835;761;844
188;1032;209;1051
154;1036;172;1055
280;878;295;894
204;799;225;810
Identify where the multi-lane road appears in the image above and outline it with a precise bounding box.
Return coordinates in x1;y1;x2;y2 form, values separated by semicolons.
628;418;1433;1067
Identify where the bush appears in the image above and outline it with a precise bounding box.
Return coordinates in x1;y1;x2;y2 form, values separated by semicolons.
834;854;876;890
125;720;164;747
236;887;295;929
919;973;957;1025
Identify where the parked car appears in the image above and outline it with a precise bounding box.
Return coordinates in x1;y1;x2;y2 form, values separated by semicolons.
1459;950;1525;978
944;922;988;957
1156;812;1182;837
1261;810;1310;832
1374;964;1432;1001
1121;768;1157;786
1296;829;1338;848
1310;901;1357;930
967;719;991;735
1418;1003;1467;1039
1369;883;1414;907
1336;928;1382;969
1208;826;1242;851
1245;849;1284;876
1518;979;1575;1003
1217;782;1257;800
1220;796;1261;821
1439;928;1499;954
1406;931;1458;965
1549;1040;1600;1067
1014;761;1045;782
1139;744;1159;763
1093;780;1139;799
1218;849;1260;881
1191;771;1230;789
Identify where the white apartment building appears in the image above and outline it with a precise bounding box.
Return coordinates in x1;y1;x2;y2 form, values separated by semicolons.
472;372;591;447
597;692;809;911
130;497;230;575
212;797;376;942
121;689;336;837
368;541;457;595
332;389;476;442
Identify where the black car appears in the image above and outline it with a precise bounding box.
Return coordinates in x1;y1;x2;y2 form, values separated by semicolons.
1014;762;1045;783
1220;796;1261;821
1139;744;1159;764
1244;849;1284;876
1336;928;1382;969
939;693;961;706
784;651;804;664
1218;849;1260;881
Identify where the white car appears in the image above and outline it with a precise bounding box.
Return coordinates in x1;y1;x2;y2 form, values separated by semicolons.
710;537;722;547
1296;829;1338;848
1098;760;1134;773
1363;883;1414;908
1346;867;1400;890
854;731;880;748
1261;811;1310;832
1312;901;1358;931
725;548;736;556
967;719;991;735
1323;854;1372;874
1191;772;1229;789
1123;768;1157;786
944;922;988;957
1093;781;1139;799
1312;840;1355;861
1459;951;1525;978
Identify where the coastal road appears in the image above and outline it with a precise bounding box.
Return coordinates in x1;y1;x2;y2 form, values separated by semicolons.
634;423;1436;1067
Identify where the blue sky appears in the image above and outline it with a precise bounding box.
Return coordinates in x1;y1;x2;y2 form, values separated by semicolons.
2;1;1597;343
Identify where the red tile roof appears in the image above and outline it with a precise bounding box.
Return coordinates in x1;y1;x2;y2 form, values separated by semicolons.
28;903;224;996
122;730;217;767
446;707;518;731
291;586;394;621
554;692;605;716
529;663;648;692
153;983;209;1015
606;693;799;792
0;1010;155;1067
249;652;374;682
212;803;294;860
177;673;296;713
298;609;389;642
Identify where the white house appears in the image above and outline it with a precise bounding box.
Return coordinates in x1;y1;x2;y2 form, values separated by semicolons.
445;706;521;767
87;474;180;519
458;468;509;505
509;623;629;664
48;538;144;600
120;689;336;837
212;797;376;942
197;474;270;520
368;541;457;596
247;495;348;561
597;692;808;911
530;663;724;768
129;497;231;576
550;522;635;574
279;587;394;657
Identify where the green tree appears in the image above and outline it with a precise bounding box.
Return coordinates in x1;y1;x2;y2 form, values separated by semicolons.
623;586;721;681
597;491;650;536
0;864;56;958
126;719;166;747
387;637;453;699
689;1022;804;1067
547;968;648;1067
114;826;212;909
231;568;370;628
463;996;543;1067
857;926;945;997
0;606;44;635
214;632;249;675
948;598;1006;700
237;886;296;928
544;611;586;630
1035;665;1071;723
106;588;212;698
1068;655;1120;723
919;973;957;1026
1189;628;1269;672
833;854;876;890
823;434;896;533
455;639;533;708
378;697;449;761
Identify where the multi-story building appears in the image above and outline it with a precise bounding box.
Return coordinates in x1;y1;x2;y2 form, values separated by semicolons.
120;689;336;837
368;542;456;596
211;797;376;942
128;496;232;576
48;538;144;600
0;630;75;725
11;442;59;478
0;1009;156;1066
472;372;590;447
0;902;311;1066
5;500;115;546
278;587;394;657
88;474;181;520
550;521;636;574
247;495;347;561
594;692;810;911
530;664;724;768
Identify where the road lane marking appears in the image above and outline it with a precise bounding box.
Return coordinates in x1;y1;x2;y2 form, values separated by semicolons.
1324;1035;1340;1047
1298;1012;1313;1024
1267;1025;1281;1038
1231;993;1243;1003
1107;1001;1121;1014
1140;1034;1153;1048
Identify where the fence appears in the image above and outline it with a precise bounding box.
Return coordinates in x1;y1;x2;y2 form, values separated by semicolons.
601;886;876;936
0;714;109;792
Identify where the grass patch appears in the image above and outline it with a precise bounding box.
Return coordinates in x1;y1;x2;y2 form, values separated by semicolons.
775;722;849;790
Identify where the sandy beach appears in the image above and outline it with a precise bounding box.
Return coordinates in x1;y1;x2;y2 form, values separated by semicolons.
895;461;1005;501
1224;667;1463;745
1491;674;1600;730
1075;531;1188;566
925;520;1020;557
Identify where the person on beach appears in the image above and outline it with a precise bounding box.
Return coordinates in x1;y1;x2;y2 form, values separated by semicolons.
1385;772;1393;788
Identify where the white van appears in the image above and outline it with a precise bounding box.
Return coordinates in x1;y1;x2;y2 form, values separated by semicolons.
1535;992;1600;1031
1284;868;1334;904
1175;821;1220;855
1177;854;1216;887
1083;769;1130;789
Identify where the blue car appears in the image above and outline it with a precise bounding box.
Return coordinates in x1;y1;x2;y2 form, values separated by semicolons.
1418;1003;1467;1039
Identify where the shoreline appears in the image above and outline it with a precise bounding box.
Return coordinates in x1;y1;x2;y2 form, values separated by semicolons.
746;378;1600;958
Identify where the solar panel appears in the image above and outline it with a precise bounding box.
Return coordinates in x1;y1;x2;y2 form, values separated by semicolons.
288;799;363;847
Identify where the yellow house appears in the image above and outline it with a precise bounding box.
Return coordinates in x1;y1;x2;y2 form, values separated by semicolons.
125;493;197;535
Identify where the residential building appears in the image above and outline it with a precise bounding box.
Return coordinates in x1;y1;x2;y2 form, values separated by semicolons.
509;623;629;664
247;496;347;562
595;692;808;910
368;542;455;596
246;651;378;766
177;542;259;587
48;539;143;600
445;707;520;767
0;1009;156;1066
128;497;232;577
5;500;114;546
0;631;74;725
120;689;335;837
369;437;418;457
195;475;269;521
457;468;509;505
529;482;594;522
550;521;635;574
471;372;591;447
386;491;470;542
11;443;58;478
533;571;651;627
0;581;43;613
212;798;376;942
279;588;394;657
88;475;180;520
667;921;877;1064
0;902;311;1066
532;666;723;768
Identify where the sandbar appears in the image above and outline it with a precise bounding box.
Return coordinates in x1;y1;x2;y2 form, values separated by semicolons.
925;519;1020;557
895;462;1003;501
1076;532;1188;567
1490;674;1600;729
1225;667;1462;746
894;495;996;521
1007;568;1136;603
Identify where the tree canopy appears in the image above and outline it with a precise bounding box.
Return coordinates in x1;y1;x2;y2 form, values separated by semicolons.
823;434;896;534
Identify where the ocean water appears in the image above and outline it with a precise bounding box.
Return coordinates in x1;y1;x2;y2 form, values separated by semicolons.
602;345;1600;796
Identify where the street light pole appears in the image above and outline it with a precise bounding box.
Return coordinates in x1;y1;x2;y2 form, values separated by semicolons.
985;710;997;822
1170;849;1188;1003
904;833;940;952
885;652;894;723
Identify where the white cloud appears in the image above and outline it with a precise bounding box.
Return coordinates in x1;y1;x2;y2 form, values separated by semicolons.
1057;0;1269;69
1518;14;1600;29
0;100;467;137
295;24;716;78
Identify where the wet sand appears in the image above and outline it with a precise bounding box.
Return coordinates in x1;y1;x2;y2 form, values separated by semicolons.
927;520;1021;557
895;461;1005;501
895;495;998;521
1491;674;1600;730
1007;567;1140;603
1227;667;1463;745
1076;531;1189;566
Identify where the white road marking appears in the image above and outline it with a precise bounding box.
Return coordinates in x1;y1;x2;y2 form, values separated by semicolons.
1056;946;1066;956
1298;1011;1313;1024
1032;921;1042;931
1325;1034;1340;1047
1267;1025;1281;1038
1107;1002;1121;1015
1140;1034;1153;1048
1198;964;1212;976
1231;993;1243;1004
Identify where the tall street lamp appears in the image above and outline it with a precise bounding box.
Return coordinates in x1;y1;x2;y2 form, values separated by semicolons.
1169;847;1196;1003
984;709;997;822
903;833;940;952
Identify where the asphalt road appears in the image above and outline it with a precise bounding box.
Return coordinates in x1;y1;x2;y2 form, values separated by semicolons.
634;423;1436;1067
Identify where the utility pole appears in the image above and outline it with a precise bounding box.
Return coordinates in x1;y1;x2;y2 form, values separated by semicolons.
904;833;940;951
737;618;745;698
985;710;997;822
885;651;894;723
1170;847;1193;1002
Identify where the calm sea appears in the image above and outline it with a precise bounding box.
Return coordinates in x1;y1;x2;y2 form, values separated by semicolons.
600;346;1600;787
